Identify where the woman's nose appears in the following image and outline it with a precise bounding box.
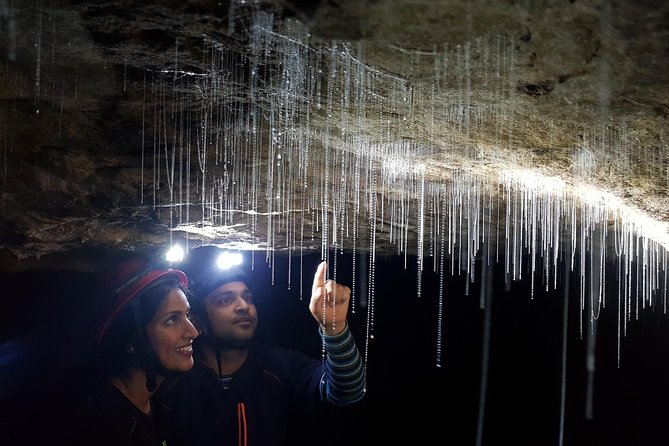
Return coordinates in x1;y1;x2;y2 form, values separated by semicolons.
185;318;199;338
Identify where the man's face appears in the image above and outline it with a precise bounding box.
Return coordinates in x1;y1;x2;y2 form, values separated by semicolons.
203;280;258;345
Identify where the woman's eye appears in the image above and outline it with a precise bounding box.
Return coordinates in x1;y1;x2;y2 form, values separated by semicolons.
165;315;178;325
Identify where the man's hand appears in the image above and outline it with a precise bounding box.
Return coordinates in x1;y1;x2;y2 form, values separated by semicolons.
309;261;350;336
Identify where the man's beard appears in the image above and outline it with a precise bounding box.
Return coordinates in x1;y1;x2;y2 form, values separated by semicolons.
200;332;252;350
217;337;251;350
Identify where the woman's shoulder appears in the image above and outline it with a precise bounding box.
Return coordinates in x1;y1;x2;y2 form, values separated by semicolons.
67;382;156;445
72;382;146;429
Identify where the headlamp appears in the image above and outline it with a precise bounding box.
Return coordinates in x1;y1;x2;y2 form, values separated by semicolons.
163;243;244;271
216;251;243;270
165;244;185;263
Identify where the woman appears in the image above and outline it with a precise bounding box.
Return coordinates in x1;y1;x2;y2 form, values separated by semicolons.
68;258;199;446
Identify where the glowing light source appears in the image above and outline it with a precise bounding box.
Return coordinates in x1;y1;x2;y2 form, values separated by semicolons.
217;251;243;269
165;244;185;263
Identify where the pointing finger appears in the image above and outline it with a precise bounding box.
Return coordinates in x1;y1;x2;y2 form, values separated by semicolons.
312;260;327;295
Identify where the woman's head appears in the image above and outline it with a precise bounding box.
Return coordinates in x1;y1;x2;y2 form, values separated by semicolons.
144;284;198;373
96;258;198;389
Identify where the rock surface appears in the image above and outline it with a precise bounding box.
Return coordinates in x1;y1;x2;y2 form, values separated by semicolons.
1;0;668;271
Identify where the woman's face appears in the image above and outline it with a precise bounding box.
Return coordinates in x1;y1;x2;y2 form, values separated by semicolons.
145;288;198;372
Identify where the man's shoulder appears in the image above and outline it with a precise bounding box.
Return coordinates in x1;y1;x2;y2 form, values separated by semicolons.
250;341;322;374
251;341;308;360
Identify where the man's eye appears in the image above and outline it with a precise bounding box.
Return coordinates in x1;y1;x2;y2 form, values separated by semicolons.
215;296;233;306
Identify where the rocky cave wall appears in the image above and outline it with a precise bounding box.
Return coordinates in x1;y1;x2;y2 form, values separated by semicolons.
0;0;667;281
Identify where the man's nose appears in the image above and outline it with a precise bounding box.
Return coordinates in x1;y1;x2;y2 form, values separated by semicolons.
234;295;250;309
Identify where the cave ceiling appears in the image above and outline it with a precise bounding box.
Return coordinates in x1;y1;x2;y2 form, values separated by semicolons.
1;0;668;272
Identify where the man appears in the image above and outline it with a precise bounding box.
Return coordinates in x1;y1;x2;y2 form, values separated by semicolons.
155;245;366;446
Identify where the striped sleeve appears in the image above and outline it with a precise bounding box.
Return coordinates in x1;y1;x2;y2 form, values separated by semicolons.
318;322;367;406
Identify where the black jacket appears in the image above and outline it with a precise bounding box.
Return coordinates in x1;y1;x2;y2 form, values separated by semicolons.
155;342;326;446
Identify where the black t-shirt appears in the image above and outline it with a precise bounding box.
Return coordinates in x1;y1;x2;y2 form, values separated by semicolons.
68;381;163;446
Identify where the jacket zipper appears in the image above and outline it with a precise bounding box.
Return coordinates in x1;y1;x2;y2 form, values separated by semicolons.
237;402;247;446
